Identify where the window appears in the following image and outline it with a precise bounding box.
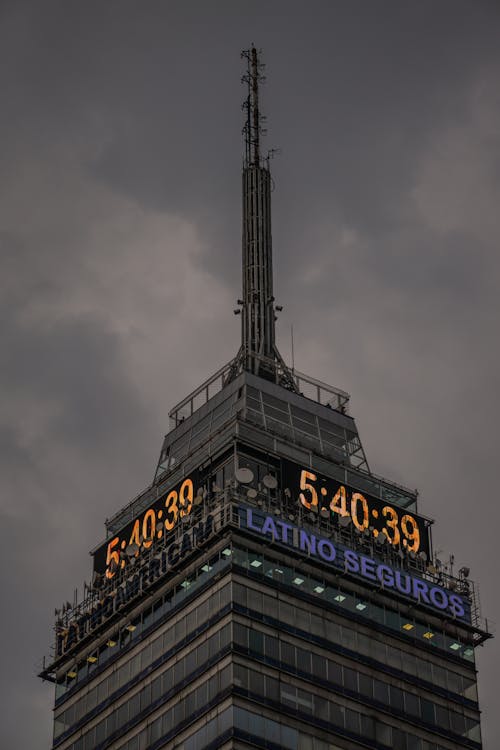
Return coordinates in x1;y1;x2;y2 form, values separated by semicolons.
343;667;358;692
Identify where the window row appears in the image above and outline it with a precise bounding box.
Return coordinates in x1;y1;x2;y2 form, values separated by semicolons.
55;551;232;700
232;547;475;662
234;665;481;747
62;663;231;750
235;705;449;750
245;387;350;458
232;578;477;700
233;626;479;740
164;394;238;471
54;617;230;743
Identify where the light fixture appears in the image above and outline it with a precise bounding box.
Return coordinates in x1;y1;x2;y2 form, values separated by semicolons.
334;594;346;603
87;654;97;664
180;579;191;588
423;631;434;640
402;623;414;631
67;668;77;679
201;564;212;573
313;585;325;594
293;577;304;585
125;623;136;632
356;602;367;611
106;639;117;648
250;559;262;568
449;642;461;651
222;548;232;557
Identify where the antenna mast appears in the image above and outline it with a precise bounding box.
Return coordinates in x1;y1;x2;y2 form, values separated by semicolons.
234;46;296;390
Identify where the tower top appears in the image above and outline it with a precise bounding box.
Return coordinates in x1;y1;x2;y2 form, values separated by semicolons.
241;45;266;168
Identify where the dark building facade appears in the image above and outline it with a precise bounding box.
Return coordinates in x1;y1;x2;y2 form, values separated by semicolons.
40;48;490;750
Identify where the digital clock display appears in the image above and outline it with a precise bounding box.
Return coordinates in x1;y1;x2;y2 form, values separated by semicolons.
93;470;200;577
283;460;430;557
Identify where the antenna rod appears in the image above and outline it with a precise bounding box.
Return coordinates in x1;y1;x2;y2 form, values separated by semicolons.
250;46;260;165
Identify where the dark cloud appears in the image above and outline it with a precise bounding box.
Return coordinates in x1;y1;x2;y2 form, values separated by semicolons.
1;2;499;747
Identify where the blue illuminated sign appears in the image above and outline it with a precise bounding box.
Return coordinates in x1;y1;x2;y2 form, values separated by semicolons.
242;506;469;623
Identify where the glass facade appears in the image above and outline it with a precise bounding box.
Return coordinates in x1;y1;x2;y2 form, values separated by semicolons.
50;553;481;749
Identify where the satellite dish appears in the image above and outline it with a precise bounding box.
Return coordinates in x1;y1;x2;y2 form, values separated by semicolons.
194;488;203;505
247;488;257;499
376;533;386;545
418;550;427;562
157;521;164;532
235;467;254;484
339;515;352;527
284;488;291;498
126;543;139;558
320;507;329;518
263;474;278;489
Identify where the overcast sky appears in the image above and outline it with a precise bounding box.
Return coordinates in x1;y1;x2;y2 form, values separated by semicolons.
1;1;499;747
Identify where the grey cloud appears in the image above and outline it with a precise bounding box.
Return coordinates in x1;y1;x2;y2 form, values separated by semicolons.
1;2;499;747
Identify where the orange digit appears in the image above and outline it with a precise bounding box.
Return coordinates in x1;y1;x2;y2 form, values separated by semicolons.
382;506;400;546
299;470;318;510
179;478;193;517
330;486;348;516
164;490;179;531
105;536;120;579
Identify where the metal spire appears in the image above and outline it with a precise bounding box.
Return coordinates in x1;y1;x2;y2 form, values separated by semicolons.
232;46;297;390
242;45;264;168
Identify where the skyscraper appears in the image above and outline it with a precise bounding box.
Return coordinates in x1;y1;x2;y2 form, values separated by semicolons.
40;47;490;750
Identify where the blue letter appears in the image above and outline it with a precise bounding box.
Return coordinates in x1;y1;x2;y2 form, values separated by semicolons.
429;587;448;610
344;549;359;573
299;529;317;556
262;515;278;539
246;508;261;533
412;579;430;605
276;521;293;544
448;594;465;619
395;572;411;595
318;539;336;562
376;564;394;588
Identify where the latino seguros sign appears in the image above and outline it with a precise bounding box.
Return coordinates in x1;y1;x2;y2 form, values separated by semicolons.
241;506;469;623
